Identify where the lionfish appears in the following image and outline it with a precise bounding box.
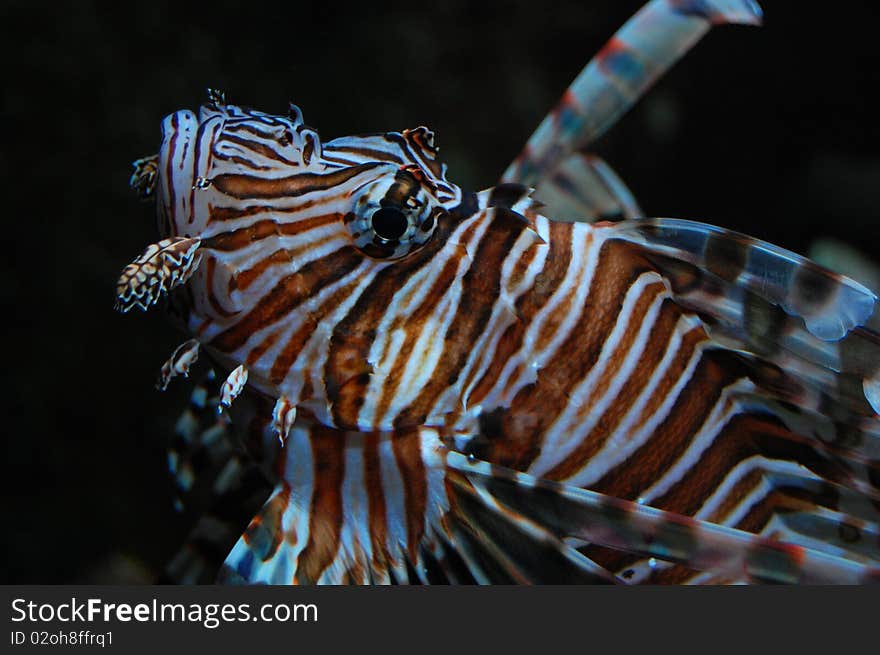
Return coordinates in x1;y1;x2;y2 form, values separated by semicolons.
116;0;880;584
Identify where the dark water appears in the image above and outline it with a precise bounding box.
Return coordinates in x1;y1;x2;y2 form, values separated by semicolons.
4;0;880;583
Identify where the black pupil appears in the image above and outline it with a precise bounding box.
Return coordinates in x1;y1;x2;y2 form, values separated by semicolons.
371;207;408;241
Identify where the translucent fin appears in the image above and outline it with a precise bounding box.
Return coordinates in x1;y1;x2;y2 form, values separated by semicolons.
445;453;879;584
594;218;880;555
164;369;276;583
607;218;880;418
218;419;879;584
165;454;273;584
443;474;619;583
532;151;642;222
168;369;233;511
503;0;762;186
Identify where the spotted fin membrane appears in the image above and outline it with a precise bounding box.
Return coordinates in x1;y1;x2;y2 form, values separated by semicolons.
160;369;280;583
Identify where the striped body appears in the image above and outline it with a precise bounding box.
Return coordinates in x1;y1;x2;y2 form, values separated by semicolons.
120;0;880;584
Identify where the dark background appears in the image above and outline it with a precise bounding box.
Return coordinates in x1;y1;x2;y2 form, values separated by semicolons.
4;0;880;583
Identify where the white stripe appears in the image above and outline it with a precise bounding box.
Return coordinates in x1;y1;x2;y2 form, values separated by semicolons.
638;378;755;502
530;273;668;476
563;314;707;487
378;434;409;578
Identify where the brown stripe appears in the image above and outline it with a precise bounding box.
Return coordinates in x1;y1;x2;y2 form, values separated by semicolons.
483;239;652;471
224;121;286;139
543;286;672;481
204;212;341;252
325;211;466;427
631;326;708;431
234;249;293;292
234;232;340;292
468;220;572;407
571;280;666;419
188;116;218;224
326;145;403;164
582;419;827;580
647;411;852;519
295;427;346;584
218;132;300;166
647;413;771;516
733;487;817;535
214;154;273;171
245;329;280;368
372;254;465;423
268;275;366;386
210;203;274;223
590;350;750;502
393;208;527;428
204;257;237;318
392;430;428;563
211;163;381;199
163;111;179;234
704;466;764;524
208;190;338;223
388;131;443;179
210;246;362;352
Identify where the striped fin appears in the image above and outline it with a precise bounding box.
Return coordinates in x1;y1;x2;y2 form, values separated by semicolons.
219;425;446;584
594;218;880;558
164;369;277;583
219;424;617;584
608;218;880;415
165;452;274;584
503;0;763;187
168;369;232;511
531;151;642;223
219;425;879;584
446;453;879;584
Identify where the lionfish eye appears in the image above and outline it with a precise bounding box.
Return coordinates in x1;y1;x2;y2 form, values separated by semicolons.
346;169;442;260
370;207;409;241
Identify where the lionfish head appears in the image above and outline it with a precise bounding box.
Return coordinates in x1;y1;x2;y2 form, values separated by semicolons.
156;94;464;248
119;91;513;435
